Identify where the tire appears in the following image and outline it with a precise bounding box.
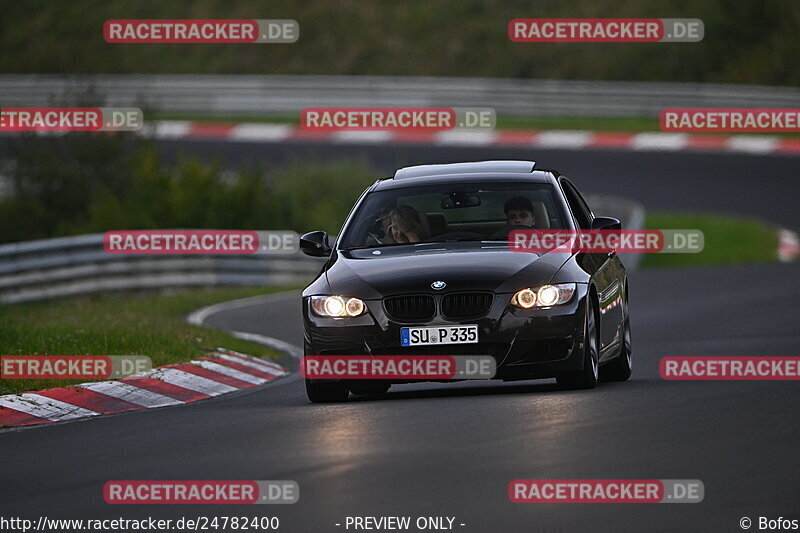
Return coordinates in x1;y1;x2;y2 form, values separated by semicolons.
348;382;391;396
305;379;349;403
600;300;632;382
557;297;599;390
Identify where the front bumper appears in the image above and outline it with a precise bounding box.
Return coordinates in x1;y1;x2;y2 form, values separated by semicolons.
303;285;589;384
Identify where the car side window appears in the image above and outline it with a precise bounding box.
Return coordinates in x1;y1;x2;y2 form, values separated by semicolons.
570;183;594;222
559;178;592;229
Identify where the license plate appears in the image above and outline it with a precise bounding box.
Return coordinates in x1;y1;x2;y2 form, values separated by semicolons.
401;325;478;346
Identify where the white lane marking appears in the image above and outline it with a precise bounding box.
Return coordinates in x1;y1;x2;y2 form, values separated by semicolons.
229;123;293;141
332;131;394;143
186;291;298;326
214;353;287;376
727;135;779;154
146;368;239;396
534;130;592;149
631;133;688;151
230;331;302;360
185;290;302;365
209;352;285;374
81;381;183;407
213;347;287;371
191;360;266;385
0;393;99;421
434;130;497;145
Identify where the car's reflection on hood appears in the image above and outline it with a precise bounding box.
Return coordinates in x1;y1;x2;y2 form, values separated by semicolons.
327;241;570;298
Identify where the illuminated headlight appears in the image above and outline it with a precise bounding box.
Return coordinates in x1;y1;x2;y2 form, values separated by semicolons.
310;296;367;317
511;283;576;308
511;288;537;308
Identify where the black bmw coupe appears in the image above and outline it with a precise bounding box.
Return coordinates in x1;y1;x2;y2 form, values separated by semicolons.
300;161;632;402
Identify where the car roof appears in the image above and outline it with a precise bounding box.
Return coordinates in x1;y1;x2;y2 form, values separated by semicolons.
395;160;535;179
373;161;556;191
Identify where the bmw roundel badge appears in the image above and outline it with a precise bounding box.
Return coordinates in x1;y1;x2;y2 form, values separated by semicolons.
431;280;446;290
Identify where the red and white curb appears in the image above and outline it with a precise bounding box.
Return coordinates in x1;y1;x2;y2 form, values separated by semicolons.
0;348;287;428
141;121;800;156
778;228;800;262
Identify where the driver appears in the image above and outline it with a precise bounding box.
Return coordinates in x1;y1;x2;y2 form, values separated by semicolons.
504;196;535;228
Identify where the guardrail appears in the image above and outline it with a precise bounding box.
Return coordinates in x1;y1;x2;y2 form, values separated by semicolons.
1;74;798;118
0;233;324;304
0;196;644;304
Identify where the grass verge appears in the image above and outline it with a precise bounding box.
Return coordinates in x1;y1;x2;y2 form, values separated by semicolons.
0;286;297;395
641;211;779;268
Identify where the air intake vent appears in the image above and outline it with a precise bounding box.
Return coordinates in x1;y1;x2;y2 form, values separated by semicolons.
441;292;493;318
384;295;435;321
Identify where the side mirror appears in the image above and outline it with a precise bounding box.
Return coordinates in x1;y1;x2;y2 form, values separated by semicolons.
300;231;332;257
591;216;621;230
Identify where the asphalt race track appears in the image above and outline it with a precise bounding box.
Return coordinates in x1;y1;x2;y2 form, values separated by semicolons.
2;142;799;532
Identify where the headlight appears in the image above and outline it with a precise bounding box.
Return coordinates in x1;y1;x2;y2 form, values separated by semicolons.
510;283;576;308
310;295;367;317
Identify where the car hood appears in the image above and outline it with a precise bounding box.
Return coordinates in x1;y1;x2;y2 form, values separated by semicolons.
326;245;571;299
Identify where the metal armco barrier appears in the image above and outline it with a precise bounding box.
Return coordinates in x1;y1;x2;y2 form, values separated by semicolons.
0;233;324;304
0;74;797;118
0;196;643;304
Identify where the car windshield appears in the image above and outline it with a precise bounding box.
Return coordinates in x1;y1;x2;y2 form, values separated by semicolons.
339;181;569;249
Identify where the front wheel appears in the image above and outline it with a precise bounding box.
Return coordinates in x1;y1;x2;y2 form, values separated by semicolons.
557;298;599;390
305;379;349;403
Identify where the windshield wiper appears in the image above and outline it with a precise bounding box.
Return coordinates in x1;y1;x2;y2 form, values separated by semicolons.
340;243;409;251
341;238;509;251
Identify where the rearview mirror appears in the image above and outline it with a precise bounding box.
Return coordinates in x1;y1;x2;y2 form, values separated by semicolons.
300;231;332;257
441;193;481;209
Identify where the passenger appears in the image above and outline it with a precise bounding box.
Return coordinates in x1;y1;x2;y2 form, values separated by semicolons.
384;205;428;243
504;196;535;227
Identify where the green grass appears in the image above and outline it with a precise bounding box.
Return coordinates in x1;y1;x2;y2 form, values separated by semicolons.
641;211;779;268
0;286;297;395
